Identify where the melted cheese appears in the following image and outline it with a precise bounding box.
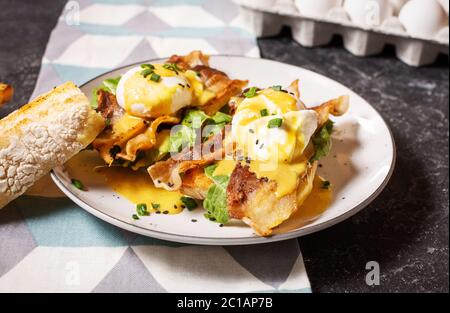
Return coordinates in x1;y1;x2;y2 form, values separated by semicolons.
101;167;184;214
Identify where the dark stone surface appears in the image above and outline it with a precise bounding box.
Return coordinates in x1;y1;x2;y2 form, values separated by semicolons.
260;29;449;293
0;0;67;117
0;1;448;293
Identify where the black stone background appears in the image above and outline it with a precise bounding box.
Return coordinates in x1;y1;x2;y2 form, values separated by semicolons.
0;0;448;293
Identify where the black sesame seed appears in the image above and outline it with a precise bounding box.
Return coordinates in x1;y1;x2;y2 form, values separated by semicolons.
249;129;255;134
191;219;197;223
156;211;161;214
255;139;259;145
163;210;169;214
181;205;186;209
174;205;178;209
219;224;224;227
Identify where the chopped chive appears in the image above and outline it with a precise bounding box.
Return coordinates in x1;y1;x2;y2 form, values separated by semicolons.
150;73;161;82
267;118;283;128
322;180;332;189
271;85;282;91
140;63;155;70
181;196;197;211
140;68;153;78
151;203;160;210
105;118;111;127
136;203;149;216
163;63;180;74
244;87;258;98
71;179;84;191
132;214;140;220
260;108;269;117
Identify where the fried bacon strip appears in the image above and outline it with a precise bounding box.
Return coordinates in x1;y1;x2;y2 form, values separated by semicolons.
312;95;349;126
117;115;179;162
148;133;224;191
169;51;248;115
96;89;122;119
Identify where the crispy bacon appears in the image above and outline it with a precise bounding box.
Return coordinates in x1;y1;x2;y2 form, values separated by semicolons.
117;116;179;162
169;51;248;115
96;89;123;120
312;95;349;126
148;133;224;191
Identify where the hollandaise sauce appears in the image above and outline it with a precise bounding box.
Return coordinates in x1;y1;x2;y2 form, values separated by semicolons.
101;167;184;214
275;176;333;233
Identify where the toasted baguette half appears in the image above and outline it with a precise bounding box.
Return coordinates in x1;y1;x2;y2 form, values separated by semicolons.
0;82;105;209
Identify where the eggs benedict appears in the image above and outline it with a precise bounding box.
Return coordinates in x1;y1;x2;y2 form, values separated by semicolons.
86;50;349;237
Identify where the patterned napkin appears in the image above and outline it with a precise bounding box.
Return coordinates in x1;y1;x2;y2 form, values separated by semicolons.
0;0;312;293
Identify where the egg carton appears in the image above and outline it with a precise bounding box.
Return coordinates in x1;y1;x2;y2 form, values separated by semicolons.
234;0;449;66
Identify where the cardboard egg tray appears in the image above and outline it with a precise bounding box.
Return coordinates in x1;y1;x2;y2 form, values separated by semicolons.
234;0;449;66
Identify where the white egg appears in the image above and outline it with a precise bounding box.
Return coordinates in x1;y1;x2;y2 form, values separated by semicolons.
389;0;409;15
399;0;448;38
294;0;343;18
116;66;140;110
344;0;393;27
438;0;449;14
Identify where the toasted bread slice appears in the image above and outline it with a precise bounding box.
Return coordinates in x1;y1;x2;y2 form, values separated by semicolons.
0;82;105;208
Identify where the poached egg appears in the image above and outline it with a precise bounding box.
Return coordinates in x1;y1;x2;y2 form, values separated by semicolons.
230;87;319;197
116;64;214;118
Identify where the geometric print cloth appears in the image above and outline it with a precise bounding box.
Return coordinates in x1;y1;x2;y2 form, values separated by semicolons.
0;0;311;293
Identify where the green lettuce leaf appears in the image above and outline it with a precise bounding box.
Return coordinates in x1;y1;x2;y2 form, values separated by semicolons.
203;164;230;224
102;77;121;94
310;120;334;162
169;110;232;153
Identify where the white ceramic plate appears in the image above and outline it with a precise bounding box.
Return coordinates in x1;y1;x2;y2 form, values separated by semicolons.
51;56;395;245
